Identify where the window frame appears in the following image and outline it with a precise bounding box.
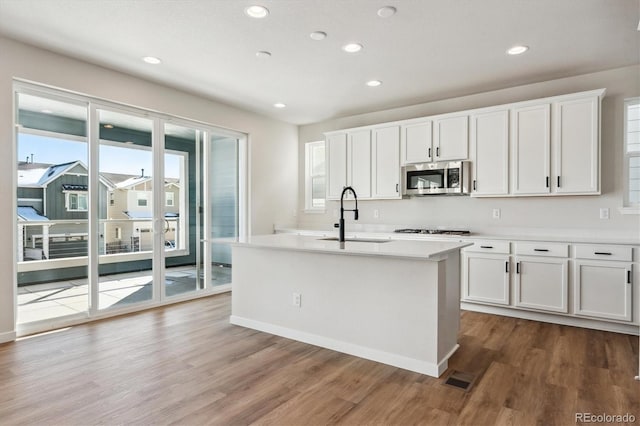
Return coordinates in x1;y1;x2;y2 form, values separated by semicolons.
65;191;88;212
304;140;326;212
622;97;640;214
165;191;175;207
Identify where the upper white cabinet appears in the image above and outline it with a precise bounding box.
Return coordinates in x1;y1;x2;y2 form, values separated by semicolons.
433;115;469;161
511;103;551;195
372;126;401;199
401;121;432;164
552;96;599;194
326;132;348;200
470;109;509;196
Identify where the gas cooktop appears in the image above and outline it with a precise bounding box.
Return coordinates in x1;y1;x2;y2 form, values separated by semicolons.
394;229;471;236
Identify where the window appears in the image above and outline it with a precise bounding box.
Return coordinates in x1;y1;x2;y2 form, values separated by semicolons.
624;98;640;211
304;141;326;211
115;227;122;240
137;192;149;207
166;192;174;207
66;192;88;211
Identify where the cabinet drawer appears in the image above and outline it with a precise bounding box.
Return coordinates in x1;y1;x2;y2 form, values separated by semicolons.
514;242;568;258
464;240;510;254
574;244;632;262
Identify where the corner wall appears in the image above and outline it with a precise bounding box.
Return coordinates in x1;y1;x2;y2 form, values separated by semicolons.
297;65;640;238
0;36;298;341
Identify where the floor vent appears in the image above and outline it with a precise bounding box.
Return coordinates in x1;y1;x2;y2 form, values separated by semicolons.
443;370;475;392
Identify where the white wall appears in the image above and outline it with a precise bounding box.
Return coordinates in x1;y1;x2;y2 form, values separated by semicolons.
297;65;640;239
0;36;298;341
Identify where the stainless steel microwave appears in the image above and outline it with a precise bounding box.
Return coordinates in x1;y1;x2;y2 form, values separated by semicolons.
402;161;470;196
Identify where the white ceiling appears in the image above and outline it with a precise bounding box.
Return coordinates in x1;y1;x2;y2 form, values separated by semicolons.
1;0;638;125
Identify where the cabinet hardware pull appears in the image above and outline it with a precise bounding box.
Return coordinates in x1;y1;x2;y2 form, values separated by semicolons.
516;262;520;274
557;176;561;187
480;245;493;249
628;270;632;284
594;252;612;255
533;249;549;252
436;147;440;157
428;148;432;158
546;176;549;188
505;261;509;273
473;180;477;191
395;183;399;193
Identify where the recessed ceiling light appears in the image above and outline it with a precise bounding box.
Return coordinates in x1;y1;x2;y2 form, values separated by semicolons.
256;51;272;58
310;31;327;41
245;5;269;18
366;80;382;87
40;109;53;114
142;56;162;64
103;124;114;129
377;6;397;18
273;103;286;108
507;45;529;55
342;43;363;53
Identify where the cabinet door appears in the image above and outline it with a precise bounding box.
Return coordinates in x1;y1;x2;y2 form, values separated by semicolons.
401;121;432;164
433;115;468;161
511;104;551;195
514;257;568;313
372;126;401;198
553;96;599;194
326;133;347;200
574;260;632;321
348;129;371;199
463;253;510;305
470;109;509;196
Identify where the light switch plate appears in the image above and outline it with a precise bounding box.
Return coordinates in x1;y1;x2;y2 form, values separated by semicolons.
599;208;610;219
492;208;501;219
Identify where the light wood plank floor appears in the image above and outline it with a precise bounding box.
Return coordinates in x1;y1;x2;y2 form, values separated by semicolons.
0;293;638;425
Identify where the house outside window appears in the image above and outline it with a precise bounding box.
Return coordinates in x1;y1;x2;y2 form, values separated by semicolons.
623;98;640;212
166;192;174;207
304;141;326;211
66;192;88;211
137;192;149;207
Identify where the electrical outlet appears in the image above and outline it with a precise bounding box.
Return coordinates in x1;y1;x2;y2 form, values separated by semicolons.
292;292;301;307
373;209;379;219
599;208;610;220
492;208;501;219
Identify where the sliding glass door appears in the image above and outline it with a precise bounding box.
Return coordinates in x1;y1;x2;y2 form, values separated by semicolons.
14;82;245;333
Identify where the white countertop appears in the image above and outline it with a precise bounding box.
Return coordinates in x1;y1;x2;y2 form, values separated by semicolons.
229;233;472;260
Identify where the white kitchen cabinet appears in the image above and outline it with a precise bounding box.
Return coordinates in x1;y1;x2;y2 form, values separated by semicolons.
574;260;633;322
401;121;432;164
348;129;372;199
470;109;509;196
552;96;599;194
372;126;401;199
433;115;468;161
511;103;551;195
326;132;347;200
462;252;510;305
514;256;568;313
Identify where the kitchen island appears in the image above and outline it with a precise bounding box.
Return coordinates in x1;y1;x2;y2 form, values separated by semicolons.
229;234;472;377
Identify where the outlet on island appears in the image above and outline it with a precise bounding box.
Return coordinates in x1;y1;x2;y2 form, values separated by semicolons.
292;292;302;308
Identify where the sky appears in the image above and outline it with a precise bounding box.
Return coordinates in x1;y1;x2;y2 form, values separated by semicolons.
18;133;181;178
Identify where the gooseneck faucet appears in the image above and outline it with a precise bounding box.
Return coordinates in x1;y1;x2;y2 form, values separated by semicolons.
339;186;359;242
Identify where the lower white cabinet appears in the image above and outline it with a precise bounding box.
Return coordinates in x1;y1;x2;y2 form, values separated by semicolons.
574;260;633;322
463;253;510;305
514;256;568;313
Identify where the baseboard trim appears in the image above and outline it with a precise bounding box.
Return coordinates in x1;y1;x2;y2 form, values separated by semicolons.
230;315;456;377
461;302;640;335
0;331;16;344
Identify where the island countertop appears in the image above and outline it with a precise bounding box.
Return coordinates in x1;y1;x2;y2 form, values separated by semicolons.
228;233;472;260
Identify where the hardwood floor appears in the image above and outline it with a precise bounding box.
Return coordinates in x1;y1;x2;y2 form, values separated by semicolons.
0;293;637;425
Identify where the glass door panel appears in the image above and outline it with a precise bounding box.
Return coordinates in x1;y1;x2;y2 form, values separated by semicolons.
97;109;154;309
209;134;238;288
163;123;198;297
15;92;89;324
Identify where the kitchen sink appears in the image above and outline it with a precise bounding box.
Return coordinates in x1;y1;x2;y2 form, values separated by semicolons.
318;237;391;243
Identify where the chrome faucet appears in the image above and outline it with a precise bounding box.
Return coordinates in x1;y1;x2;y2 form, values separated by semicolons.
338;186;359;242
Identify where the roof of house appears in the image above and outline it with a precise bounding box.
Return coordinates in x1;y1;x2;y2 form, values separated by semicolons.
17;206;49;221
17;161;115;189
